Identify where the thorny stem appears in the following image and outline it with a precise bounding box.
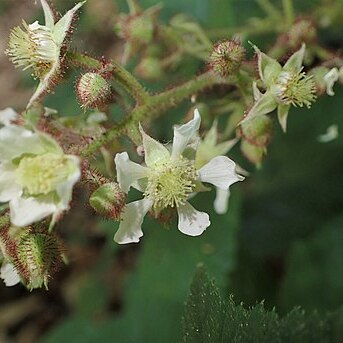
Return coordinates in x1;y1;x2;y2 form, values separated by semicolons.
67;51;149;104
80;70;223;157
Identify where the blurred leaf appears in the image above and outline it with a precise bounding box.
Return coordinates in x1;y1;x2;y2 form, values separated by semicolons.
280;214;343;312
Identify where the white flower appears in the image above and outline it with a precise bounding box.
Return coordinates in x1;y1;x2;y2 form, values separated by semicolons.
5;0;86;108
114;109;244;244
0;109;80;227
195;120;239;215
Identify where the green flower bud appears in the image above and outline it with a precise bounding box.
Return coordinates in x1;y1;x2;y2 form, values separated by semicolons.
287;19;317;48
76;72;112;109
16;231;63;290
135;57;164;80
89;183;126;220
209;40;245;77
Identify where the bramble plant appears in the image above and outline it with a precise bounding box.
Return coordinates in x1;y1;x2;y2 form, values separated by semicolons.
0;0;342;291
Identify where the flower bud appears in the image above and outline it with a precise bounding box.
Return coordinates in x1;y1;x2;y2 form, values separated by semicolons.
209;40;245;77
89;183;126;220
135;57;164;80
76;72;112;109
287;19;317;48
239;115;273;147
16;231;63;290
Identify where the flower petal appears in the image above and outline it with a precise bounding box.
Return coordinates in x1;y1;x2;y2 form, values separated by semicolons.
197;156;245;190
177;201;210;236
115;152;149;193
171;108;201;159
114;198;152;244
0;108;18;126
9;196;57;227
55;155;81;210
323;67;339;96
240;91;277;125
40;0;55;29
277;104;291;133
0;125;48;161
214;188;230;215
139;124;170;167
0;263;21;287
0;163;22;202
283;43;305;72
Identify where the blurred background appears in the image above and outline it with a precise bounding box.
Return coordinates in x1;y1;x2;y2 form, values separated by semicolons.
0;0;343;342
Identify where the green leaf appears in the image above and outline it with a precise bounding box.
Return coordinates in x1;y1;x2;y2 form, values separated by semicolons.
182;267;343;343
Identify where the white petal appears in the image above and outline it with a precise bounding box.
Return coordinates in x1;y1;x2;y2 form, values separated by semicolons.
0;108;18;126
115;152;149;193
323;67;339;96
317;125;339;143
171;108;201;159
114;199;153;244
0;125;48;161
0;163;22;202
214;188;230;215
40;0;55;29
55;155;81;210
10;196;57;227
1;263;21;287
139;124;170;168
177;201;210;236
197;156;244;190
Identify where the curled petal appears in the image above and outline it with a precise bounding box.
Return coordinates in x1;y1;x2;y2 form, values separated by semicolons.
115;152;149;193
214;188;230;215
9;196;57;227
114;198;153;244
0;263;21;287
171;108;201;159
177;201;210;236
323;67;339;96
197;156;244;190
139;124;170;167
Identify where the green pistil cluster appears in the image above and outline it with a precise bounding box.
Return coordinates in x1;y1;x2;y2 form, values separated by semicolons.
6;21;58;78
144;157;197;209
271;70;316;107
17;153;72;196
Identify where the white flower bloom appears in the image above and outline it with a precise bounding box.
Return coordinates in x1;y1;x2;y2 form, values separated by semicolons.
114;109;244;244
0;109;80;227
5;0;86;108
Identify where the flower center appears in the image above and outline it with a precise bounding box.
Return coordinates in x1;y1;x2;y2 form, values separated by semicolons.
17;153;72;196
271;70;316;107
6;21;58;78
144;157;197;209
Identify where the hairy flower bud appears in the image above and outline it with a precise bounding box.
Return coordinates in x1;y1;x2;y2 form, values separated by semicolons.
89;183;126;220
16;231;63;290
76;72;112;109
209;40;245;77
287;19;317;48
